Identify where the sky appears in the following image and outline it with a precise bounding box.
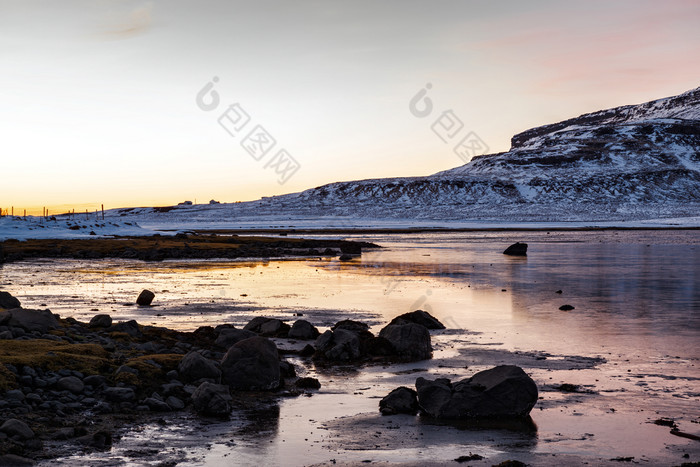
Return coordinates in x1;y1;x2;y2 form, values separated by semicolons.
1;0;699;214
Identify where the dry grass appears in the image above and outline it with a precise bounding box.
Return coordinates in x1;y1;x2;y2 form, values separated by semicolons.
0;340;112;389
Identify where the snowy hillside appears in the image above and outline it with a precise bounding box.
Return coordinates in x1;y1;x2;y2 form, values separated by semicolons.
0;217;150;241
108;87;700;227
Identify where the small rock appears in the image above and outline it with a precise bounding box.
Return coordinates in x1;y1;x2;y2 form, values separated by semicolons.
455;453;484;463
559;304;575;311
295;377;321;389
136;289;155;306
503;242;528;256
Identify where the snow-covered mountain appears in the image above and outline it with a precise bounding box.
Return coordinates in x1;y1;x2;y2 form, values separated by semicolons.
111;87;700;225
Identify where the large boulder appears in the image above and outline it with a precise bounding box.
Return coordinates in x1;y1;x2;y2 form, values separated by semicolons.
220;337;280;390
503;242;528;256
416;365;538;419
379;387;418;415
0;291;21;310
178;351;221;383
0;308;59;333
215;328;257;349
314;328;361;361
243;317;290;337
388;310;445;329
0;419;34;440
191;382;233;416
379;323;432;361
288;319;320;340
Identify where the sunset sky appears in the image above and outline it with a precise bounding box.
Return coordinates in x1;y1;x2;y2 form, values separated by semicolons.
2;0;699;214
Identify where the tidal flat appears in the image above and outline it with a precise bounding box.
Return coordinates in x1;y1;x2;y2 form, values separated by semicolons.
1;230;699;466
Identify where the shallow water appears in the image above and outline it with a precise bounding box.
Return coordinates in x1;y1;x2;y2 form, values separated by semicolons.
2;230;699;466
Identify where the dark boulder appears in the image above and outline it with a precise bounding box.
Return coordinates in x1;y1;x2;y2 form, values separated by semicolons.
220;337;280;390
0;419;34;440
0;291;21;310
332;319;369;333
314;328;361;361
288;319;320;340
191;382;233;416
243;317;290;337
388;310;445;329
416;365;538;419
295;377;321;389
279;360;296;378
379;323;432;361
299;344;315;357
88;314;112;328
0;308;59;333
136;289;155;306
215;328;257;349
109;320;142;338
380;386;418;415
503;242;528;256
339;243;361;255
365;336;396;357
178;351;221;383
559;304;575;311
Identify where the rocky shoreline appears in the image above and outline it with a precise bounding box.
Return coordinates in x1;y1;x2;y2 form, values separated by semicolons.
0;290;541;465
0;233;378;264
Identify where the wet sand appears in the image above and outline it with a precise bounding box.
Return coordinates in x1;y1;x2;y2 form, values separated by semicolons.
1;230;698;466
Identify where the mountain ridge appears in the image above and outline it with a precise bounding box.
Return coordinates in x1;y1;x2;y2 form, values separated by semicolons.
111;87;700;224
